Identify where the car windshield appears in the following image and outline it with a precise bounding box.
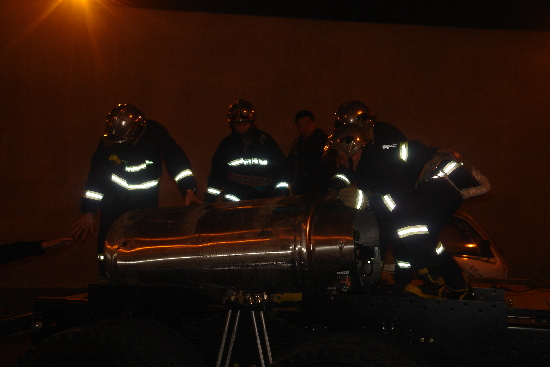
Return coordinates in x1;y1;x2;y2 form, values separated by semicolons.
439;217;493;258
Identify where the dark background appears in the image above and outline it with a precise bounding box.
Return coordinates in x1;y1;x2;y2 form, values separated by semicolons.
1;0;549;288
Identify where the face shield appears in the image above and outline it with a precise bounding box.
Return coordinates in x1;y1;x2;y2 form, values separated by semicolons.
325;124;372;159
227;99;256;133
103;104;146;145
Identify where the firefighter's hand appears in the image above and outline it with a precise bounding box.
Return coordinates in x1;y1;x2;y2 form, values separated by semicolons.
461;167;491;199
339;187;369;210
185;189;202;205
41;238;73;251
72;213;94;240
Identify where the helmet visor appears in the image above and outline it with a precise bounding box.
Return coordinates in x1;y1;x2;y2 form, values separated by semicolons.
104;105;145;144
326;124;372;158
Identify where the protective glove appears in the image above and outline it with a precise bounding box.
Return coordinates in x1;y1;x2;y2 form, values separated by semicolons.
461;167;490;199
339;187;369;210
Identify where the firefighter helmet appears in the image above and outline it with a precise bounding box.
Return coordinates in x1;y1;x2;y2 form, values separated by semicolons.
227;99;256;126
326;123;372;159
103;104;146;145
334;100;375;130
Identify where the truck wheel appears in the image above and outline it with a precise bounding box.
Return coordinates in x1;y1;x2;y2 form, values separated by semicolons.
16;317;206;367
271;330;429;367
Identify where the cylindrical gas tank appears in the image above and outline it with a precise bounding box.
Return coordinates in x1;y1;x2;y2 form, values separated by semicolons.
105;196;380;299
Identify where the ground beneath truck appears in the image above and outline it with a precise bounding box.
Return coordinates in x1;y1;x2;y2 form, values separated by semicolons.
1;280;549;367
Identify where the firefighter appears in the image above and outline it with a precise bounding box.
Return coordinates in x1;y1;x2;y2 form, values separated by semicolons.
205;99;290;202
327;101;409;281
327;101;490;300
287;110;330;195
72;104;200;281
329;100;407;186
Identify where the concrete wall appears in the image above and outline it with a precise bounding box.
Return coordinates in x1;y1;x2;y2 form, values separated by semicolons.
1;0;548;287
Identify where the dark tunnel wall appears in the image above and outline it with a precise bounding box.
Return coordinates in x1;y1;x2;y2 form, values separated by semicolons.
0;0;549;287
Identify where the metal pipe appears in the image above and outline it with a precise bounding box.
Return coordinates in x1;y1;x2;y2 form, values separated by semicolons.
105;196;380;297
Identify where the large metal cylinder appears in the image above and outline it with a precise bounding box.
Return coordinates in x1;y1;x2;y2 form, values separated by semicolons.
104;196;380;298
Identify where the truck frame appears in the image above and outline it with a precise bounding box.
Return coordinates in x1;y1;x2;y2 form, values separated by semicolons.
2;197;549;366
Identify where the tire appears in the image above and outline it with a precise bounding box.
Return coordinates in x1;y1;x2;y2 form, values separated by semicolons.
271;330;429;367
16;317;206;367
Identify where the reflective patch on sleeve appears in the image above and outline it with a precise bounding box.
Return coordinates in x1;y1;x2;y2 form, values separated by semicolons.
276;182;289;189
399;141;408;162
84;190;104;201
382;194;396;212
396;260;411;269
333;174;351;185
207;187;222;195
436;241;445;255
224;194;240;201
397;225;429;238
174;169;194;182
355;189;366;210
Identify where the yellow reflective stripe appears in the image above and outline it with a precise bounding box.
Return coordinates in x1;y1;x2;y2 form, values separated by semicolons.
334;174;351;185
225;194;240;201
276;182;289;189
84;190;103;201
436;241;445;255
433;161;462;178
111;174;159;190
399;142;408;162
174;169;193;182
396;260;411;269
228;158;268;166
397;225;429;238
125;160;154;172
382;194;396;211
207;187;222;195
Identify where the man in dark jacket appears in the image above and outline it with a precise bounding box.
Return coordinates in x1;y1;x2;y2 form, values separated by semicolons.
1;239;72;265
287;110;329;196
72;104;200;280
205;99;290;202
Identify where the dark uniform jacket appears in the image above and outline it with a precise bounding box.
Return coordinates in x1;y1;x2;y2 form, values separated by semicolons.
81;120;197;215
354;123;474;220
330;121;407;193
354;123;478;275
287;128;329;195
205;127;289;202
